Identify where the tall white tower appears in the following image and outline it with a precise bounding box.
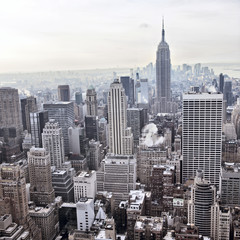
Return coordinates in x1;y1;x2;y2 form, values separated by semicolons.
108;79;133;155
42;120;65;168
182;92;223;185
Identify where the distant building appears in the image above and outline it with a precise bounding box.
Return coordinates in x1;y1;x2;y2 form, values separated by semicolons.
224;81;233;106
120;76;135;107
155;20;171;113
219;73;224;93
75;91;83;105
86;88;98;116
58;85;70;101
135;79;149;105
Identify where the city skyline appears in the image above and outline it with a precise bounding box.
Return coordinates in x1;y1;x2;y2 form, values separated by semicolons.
0;0;239;74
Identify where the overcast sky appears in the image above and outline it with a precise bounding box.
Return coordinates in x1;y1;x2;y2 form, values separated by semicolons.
0;0;239;73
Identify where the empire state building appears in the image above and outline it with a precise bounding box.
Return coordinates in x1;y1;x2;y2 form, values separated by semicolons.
156;20;171;113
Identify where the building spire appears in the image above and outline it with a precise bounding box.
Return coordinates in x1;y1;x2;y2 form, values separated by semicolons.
162;16;165;42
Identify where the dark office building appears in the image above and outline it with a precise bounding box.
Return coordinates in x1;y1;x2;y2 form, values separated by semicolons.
224;81;233;106
75;91;83;105
120;76;135;107
58;85;70;101
21;96;37;132
219;73;224;93
30;110;49;148
85;116;99;141
52;170;74;203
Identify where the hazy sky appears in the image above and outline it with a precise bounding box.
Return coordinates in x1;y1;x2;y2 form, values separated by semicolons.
0;0;239;73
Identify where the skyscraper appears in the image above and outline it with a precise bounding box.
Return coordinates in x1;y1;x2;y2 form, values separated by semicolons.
75;91;83;105
223;81;233;106
58;85;70;101
182;92;223;185
120;76;135;107
21;96;37;132
108;79;133;155
156;19;171;113
86;88;98;116
188;170;218;238
219;73;224;93
42;120;65;168
28;147;55;206
0;87;23;162
43;101;74;155
30;110;49;148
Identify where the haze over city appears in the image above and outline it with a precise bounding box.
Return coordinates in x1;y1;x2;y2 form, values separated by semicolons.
0;0;240;74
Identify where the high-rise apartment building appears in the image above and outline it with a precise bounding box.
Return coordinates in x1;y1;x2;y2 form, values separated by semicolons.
58;85;70;101
28;147;55;206
0;163;28;226
182;92;223;185
43;101;74;155
156;20;171;113
120;76;135;107
86;88;97;116
42;120;65;168
21;96;37;132
30;110;49;148
0;87;23;162
108;79;133;155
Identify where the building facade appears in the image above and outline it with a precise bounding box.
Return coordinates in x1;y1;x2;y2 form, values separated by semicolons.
182;92;223;185
28;147;55;206
108;79;133;155
42;120;65;168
